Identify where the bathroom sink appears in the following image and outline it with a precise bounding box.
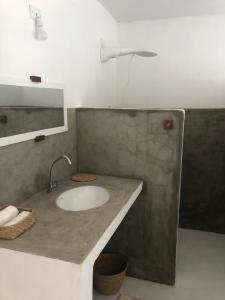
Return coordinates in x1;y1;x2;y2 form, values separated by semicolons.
56;186;110;212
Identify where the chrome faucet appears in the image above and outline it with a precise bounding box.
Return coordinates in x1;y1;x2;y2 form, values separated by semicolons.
48;155;72;192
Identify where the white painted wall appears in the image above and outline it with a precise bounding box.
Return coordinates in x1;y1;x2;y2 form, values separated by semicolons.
118;14;225;108
0;0;118;108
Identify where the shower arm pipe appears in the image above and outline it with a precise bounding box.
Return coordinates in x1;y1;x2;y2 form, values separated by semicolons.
100;46;157;63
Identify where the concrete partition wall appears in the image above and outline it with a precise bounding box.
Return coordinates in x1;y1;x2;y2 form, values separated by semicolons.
180;109;225;234
77;108;185;285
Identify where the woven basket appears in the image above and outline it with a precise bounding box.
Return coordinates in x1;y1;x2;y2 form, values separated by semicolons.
94;253;127;295
0;206;35;240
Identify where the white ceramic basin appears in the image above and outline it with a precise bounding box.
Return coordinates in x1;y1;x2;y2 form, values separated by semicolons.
56;186;110;212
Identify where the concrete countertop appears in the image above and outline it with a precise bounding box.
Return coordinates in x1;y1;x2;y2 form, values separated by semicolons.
0;175;142;264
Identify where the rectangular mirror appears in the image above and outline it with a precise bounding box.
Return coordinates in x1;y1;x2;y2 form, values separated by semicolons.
0;77;67;147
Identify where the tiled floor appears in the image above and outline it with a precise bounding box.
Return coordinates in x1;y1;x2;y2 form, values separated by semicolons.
94;229;225;300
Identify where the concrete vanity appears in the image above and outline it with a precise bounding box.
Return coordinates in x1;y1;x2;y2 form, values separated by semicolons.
0;175;142;300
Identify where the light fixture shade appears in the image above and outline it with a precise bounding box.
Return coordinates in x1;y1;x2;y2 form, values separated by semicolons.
34;16;48;41
30;5;48;41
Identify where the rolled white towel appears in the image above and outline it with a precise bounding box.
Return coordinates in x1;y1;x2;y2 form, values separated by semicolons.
0;206;19;226
4;211;30;226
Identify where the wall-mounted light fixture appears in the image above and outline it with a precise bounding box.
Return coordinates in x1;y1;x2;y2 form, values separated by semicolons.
29;5;48;41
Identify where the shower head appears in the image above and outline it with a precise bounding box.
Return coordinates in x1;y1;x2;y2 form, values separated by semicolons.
100;42;158;63
135;50;157;57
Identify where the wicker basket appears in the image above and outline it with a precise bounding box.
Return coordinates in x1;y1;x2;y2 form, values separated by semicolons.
94;253;127;295
0;206;35;240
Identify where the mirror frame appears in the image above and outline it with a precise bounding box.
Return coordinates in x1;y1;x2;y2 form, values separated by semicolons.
0;76;68;147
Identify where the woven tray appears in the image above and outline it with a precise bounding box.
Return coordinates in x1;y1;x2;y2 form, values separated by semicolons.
71;173;97;182
0;206;35;240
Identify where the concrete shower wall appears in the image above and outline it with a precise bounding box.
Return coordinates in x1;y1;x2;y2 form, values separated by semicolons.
180;109;225;234
0;109;76;205
77;108;185;285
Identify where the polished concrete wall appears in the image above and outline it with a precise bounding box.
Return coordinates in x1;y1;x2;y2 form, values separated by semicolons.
77;108;185;285
0;109;76;205
180;109;225;234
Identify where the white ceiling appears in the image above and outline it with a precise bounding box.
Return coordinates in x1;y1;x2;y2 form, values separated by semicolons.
98;0;225;22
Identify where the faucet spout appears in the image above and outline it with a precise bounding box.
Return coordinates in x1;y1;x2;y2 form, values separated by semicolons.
48;155;72;193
